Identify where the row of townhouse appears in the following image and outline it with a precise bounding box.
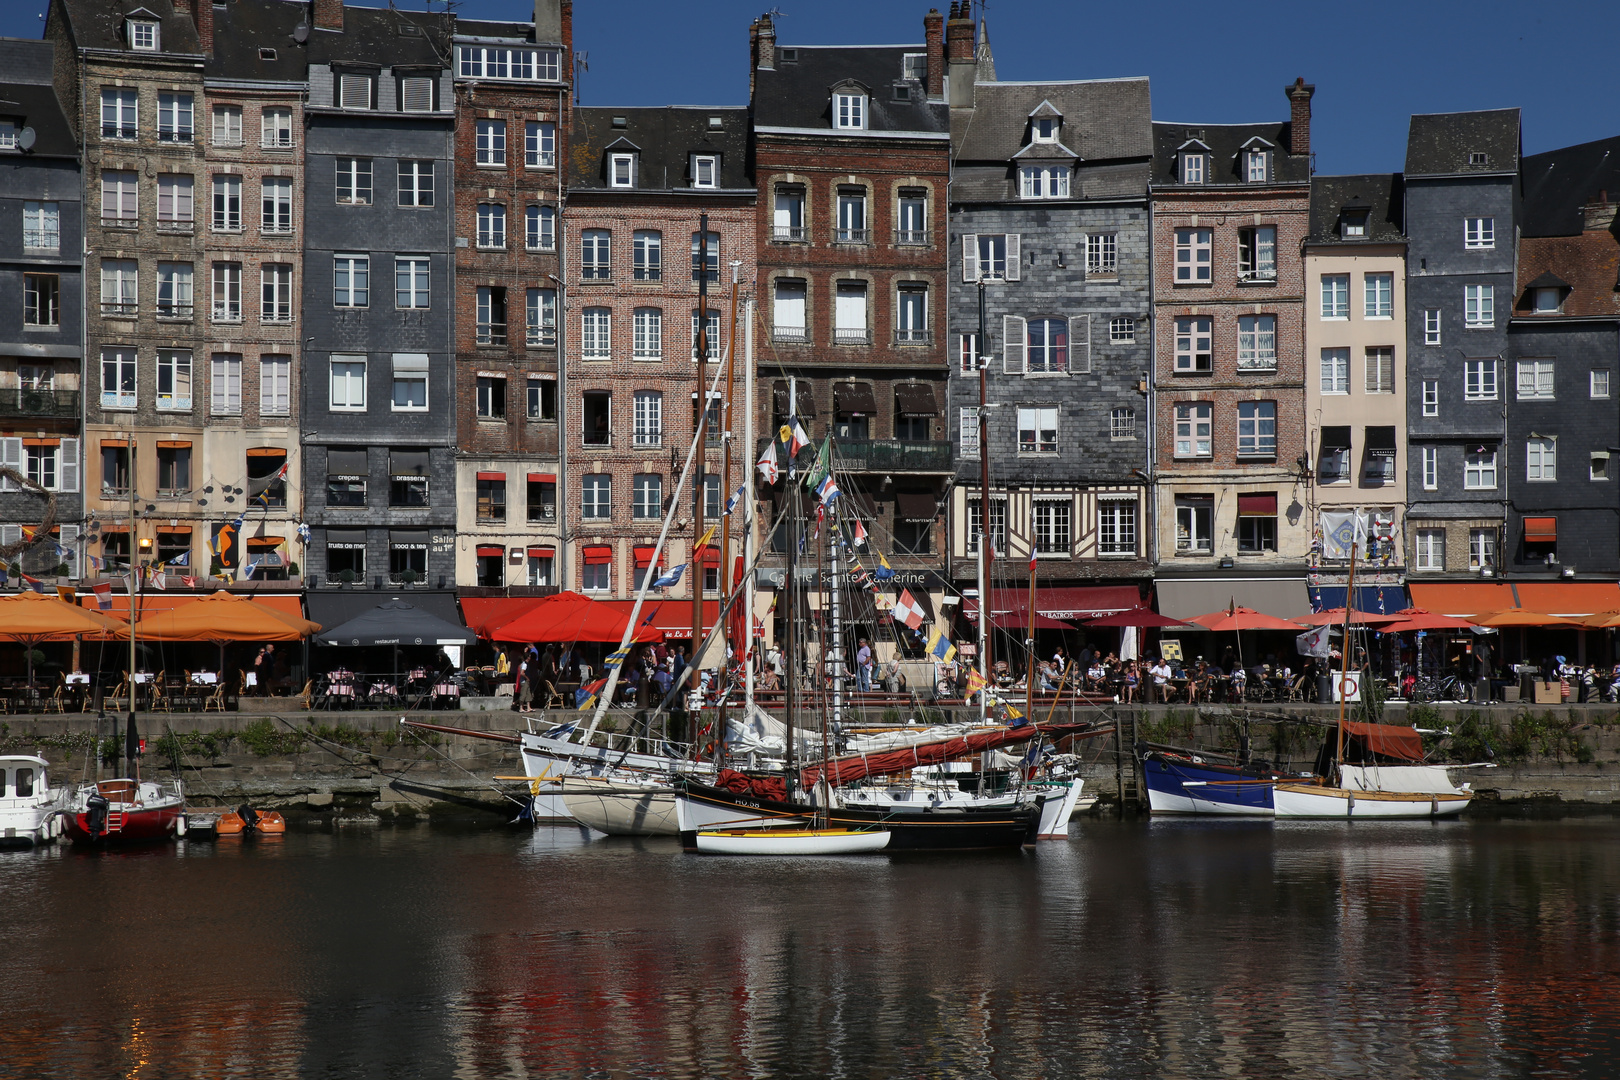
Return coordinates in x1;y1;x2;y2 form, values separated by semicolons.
3;0;1615;653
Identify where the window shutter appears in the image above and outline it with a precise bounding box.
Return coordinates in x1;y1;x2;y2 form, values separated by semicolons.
400;77;432;113
339;75;370;110
1070;315;1090;373
1004;234;1021;281
1002;315;1026;375
961;233;979;283
59;524;79;578
0;437;21;490
59;438;79;493
0;525;19;548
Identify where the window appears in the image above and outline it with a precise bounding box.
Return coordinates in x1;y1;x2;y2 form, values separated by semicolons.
1422;446;1438;490
690;154;718;188
703;473;723;520
1110;317;1135;344
128;19;158;49
1245;149;1269;182
101;170;138;224
834;281;869;344
333;255;368;308
1364;347;1394;394
1237;506;1277;553
627;390;664;447
23;201;60;249
691;231;720;282
631;474;662;520
1464;448;1497;489
389;536;427;582
1026;318;1067;373
260;355;290;416
526;288;557;347
1341;210;1368;238
1464;217;1494;249
1086;233;1117;275
1422;380;1439;416
156;262;193;318
156;349;192;410
1527;437;1557;482
692;309;721;361
1017;406;1058;454
1175;497;1213;553
156;93;193;142
1174;403;1212;457
774;280;808;342
156;444;191;497
1181;152;1205;184
458;46;563;81
1110;407;1136;440
1468;528;1496;571
1364;273;1393;318
1517;360;1555;400
101;444;131;499
582;474;611;519
581;308;611;359
335;158;372;205
210;353;242;416
527;378;556;421
1320;349;1349;394
1237;315;1276;370
960;406;980;455
399;76;434;113
1174;317;1212;372
385;256;427;310
1464;284;1494;327
212;105;242;146
472;376;506;420
329;355;366;410
1533;287;1561;314
523;550;553;586
398;160;433;207
582;230;612;280
101;88;138;139
261;107;293;148
622;229;661;282
836;188;868;243
477;203;506;249
1464;359;1496;400
23;274;58;327
527;476;556;521
1019;165;1070;199
582;559;609;593
101;259;138;316
525;121;556;168
632;307;663;359
1175;228;1211;283
391;354;428;410
1097;500;1136;556
773;185;806;242
897;190;927;244
965;497;1007;556
1593;370;1611;399
1321;274;1349;319
245;449;288;508
609;153;636;187
1319;441;1349;484
1238;227;1276;281
1032;499;1072;556
260;176;292;234
387;453;430;508
338;73;373;110
212;175;242;231
525;204;555;251
1032;116;1059;143
1415;529;1444;571
1424;309;1442;346
1592;453;1610;481
476;287;507;345
834;91;866;129
475;119;506;165
1236;401;1276;457
897;286;929;344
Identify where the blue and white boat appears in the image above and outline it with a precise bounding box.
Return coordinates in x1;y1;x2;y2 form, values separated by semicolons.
1140;749;1286;816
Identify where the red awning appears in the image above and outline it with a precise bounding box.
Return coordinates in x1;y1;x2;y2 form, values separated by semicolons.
475;545;504;557
476;471;506;482
696;546;720;565
528;473;556;483
1343;720;1425;762
1237;493;1277;515
1524;517;1557;543
1408;583;1516;617
527;546;555;557
964;585;1139;622
583;545;613;565
600;599;721;640
633;546;657;568
459;596;544;637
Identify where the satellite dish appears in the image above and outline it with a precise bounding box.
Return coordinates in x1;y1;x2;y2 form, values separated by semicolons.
18;127;35;152
292;23;308;43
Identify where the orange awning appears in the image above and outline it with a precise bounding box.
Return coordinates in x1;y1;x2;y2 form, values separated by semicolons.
1513;582;1620;617
1524;517;1557;542
132;591;319;641
459;596;545;637
84;592;305;620
1407;583;1515;618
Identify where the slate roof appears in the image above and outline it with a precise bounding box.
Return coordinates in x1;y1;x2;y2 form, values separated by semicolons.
955;79;1151;164
570;106;751;193
1515;231;1620;318
1150;121;1310;187
1520;134;1620;237
205;0;309;83
308;4;451;68
0;40;76;158
1404;109;1519;178
54;0;202;55
1306;173;1405;245
753;45;947;135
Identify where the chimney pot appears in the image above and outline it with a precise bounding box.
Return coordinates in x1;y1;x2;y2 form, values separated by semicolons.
1286;76;1315;157
923;9;945;99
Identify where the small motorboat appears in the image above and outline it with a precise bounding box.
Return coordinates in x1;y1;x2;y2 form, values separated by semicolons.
214;806;287;836
0;755;71;848
694;827;891;855
64;778;185;844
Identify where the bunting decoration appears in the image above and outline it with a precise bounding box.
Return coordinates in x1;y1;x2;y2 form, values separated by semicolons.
56;585;76;604
815;473;840;506
853;519;867;548
574;677;608;709
604;649;630;672
963;668;988;697
926;627;956;664
872;590;894;612
723;484;747;517
19;573;45;594
181;575;198;589
784;420;810;458
93;582;113;611
803;436;832;492
874;552;894;581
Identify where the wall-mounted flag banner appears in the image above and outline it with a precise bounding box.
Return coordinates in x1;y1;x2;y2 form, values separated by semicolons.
93;582;113;611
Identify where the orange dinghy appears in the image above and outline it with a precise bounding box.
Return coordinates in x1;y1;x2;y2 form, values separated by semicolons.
215;806;286;835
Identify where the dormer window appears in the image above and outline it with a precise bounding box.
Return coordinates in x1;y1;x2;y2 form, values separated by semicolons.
610;152;637;188
1469;151;1489;166
128;19;158;51
1534;288;1561;313
1020;165;1070;200
1339;201;1370;238
1180;152;1205;184
902;53;926;80
1034;117;1058;143
338;73;373;111
690;154;718;189
833;91;866;130
1245;149;1269;182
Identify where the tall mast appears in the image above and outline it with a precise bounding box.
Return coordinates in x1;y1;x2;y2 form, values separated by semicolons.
715;264;739;765
128;434;138;779
1334;539;1359;777
690;213;710;736
782;375;798;798
1025;543;1036;728
743;296;756;736
827;500;841;818
976;276;991;727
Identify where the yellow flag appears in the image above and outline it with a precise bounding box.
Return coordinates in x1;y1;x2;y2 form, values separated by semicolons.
963;669;988;695
695;523;718;551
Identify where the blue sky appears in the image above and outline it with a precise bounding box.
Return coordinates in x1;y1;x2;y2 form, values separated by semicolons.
7;0;1619;174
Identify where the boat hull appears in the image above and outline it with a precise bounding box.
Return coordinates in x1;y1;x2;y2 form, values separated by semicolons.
1142;754;1276;816
64;780;185;844
1273;783;1471;819
65;802;184;843
694;828;890;855
561;782;679;837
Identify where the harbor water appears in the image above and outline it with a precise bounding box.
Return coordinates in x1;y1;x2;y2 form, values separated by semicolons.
4;815;1618;1079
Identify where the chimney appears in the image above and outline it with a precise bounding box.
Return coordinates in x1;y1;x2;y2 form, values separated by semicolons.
534;0;561;42
1584;189;1617;232
923;9;944;100
194;0;214;58
313;0;343;33
1286;77;1315;156
946;1;974;109
750;13;774;102
560;0;573;52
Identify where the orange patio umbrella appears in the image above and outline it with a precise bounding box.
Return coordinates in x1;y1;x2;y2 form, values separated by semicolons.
1581;610;1620;629
1188;604;1304;632
1469;609;1584;629
1294;607;1400;627
1378;607;1478;633
0;592;129;687
132;591;320;641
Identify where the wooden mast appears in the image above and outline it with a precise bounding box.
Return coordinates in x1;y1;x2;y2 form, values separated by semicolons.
714;264;740;765
690;214;710;741
1025;544;1036;727
1334;538;1359;776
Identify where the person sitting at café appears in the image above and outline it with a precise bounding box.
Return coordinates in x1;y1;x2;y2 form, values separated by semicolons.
1086;658;1107;692
1187;659;1209;703
1229;664;1248;701
1120;660;1140;704
1148;656;1172;703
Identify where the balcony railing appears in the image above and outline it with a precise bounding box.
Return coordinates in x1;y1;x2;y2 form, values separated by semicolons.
23;229;60;249
477;323;508;346
156;219;194;234
771;225;807;243
894;229;931;246
893;328;933;345
834;327;871;345
101;301;137;317
773;325;808;343
764;436;953;474
0;388;78;419
526;328;557;347
834;227;870;244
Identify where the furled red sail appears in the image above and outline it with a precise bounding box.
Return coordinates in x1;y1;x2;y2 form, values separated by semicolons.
800;722;1106;790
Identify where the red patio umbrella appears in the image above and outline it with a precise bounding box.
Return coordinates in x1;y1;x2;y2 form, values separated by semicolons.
1083;606;1195;628
1294;607;1399;627
1378;607;1477;632
1188;605;1303;632
489;590;663;644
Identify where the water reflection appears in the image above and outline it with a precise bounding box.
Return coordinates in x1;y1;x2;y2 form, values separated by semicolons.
4;818;1620;1078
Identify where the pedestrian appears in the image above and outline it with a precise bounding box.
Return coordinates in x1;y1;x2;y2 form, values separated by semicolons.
856;638;874;692
514;653;533;713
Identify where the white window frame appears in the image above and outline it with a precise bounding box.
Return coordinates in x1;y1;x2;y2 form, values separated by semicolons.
525;204;555;250
633;391;663;447
128;19;158;50
1085;233;1117;275
100;348;137;410
609;153;636;188
1031;498;1072;556
1320;348;1349;395
1174;402;1212;458
338;73;372;111
155;261;193;319
335;158;372;205
260;355;291;416
1097;498;1137;556
1464;359;1497;401
260;176;292;234
1109;317;1135;344
398;160;434;208
1516;360;1555;400
1174;316;1212;372
1175;228;1211;283
1236;315;1276;370
1110;407;1136;440
212;105;242;146
1424;309;1442;346
1019;165;1070;199
1320;274;1349;319
329;355;367;411
390;355;428;412
210;353;242;416
525;121;556;168
211;262;242;323
101;170;138;224
633;308;663;359
582;229;612;280
691;154;718;189
475;119;506;166
581;475;612;521
581;308;611;360
1180;152;1205;185
632;474;662;521
333;254;369;308
1017;406;1058;455
394;256;429;310
101;88;138;139
1364;273;1393;318
1174;497;1214;553
156;349;192;411
1238;226;1276;281
1245;149;1268;182
1422;446;1438;490
775;280;808;343
211;174;242;232
1464;284;1494;328
1236;401;1277;458
1464;217;1495;249
261;107;294;149
1415;529;1444;571
833;91;866;130
526;288;557;348
1526;437;1557;482
1593;370;1612;399
1464;448;1498;490
1468;528;1496;571
101;259;138;316
476;203;506;249
24;200;61;250
1422;379;1439;416
959;406;980;455
157;92;194;143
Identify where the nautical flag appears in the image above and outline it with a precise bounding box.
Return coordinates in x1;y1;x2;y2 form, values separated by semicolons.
86;554;102;572
803;435;832;491
1003;701;1025;723
1030;546;1038;574
1296;624;1332;659
122;575;135;597
872;590;893;612
93;582;113;611
19;573;44;594
853;519;867;548
1320;511;1368;561
874;552;894;581
652;563;686;588
604;649;630;671
893;588;926;630
926;627;956;664
784;420;810;458
169;550;188;567
148;568;166;591
297;521;312;546
963;668;988;696
1020;741;1045;769
575;677;608;709
756;440;780;485
182;575;198;589
724;484;747;517
815;473;840;505
695;523;718;552
56;585;76;604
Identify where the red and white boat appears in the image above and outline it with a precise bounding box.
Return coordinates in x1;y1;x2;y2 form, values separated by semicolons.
64;778;186;844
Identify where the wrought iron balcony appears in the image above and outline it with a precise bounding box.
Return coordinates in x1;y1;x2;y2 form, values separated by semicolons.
760;436;953;474
0;388;78;420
